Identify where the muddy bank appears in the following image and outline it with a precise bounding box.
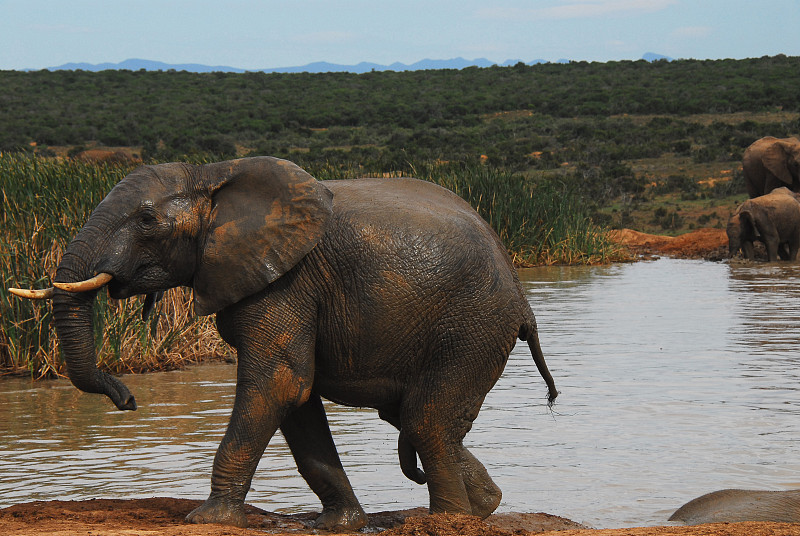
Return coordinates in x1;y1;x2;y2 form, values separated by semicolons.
608;228;729;261
2;498;799;536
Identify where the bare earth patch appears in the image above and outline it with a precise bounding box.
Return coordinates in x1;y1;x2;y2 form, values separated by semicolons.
608;228;729;261
2;498;800;536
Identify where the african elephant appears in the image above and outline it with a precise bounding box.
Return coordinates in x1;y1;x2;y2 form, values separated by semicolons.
9;157;558;530
669;489;800;525
742;136;800;198
726;187;800;261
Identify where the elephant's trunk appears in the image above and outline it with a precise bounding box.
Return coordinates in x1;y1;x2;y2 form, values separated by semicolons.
52;241;136;411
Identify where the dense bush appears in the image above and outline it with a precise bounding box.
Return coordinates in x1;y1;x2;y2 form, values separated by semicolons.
2;56;800;167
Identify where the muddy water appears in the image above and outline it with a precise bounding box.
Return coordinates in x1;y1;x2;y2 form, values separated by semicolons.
1;258;800;528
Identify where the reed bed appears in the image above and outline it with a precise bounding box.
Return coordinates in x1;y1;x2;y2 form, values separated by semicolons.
2;154;620;377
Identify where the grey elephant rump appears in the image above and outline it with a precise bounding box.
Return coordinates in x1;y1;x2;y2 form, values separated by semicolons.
669;489;800;525
308;178;527;408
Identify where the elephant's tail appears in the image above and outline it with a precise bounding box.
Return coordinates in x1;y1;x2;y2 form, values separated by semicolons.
520;321;558;407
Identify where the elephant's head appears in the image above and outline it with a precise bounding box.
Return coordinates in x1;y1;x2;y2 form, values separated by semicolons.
726;213;743;258
762;138;800;187
727;204;759;260
11;157;333;410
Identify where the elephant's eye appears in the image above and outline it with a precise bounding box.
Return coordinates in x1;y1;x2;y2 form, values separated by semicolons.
137;210;158;231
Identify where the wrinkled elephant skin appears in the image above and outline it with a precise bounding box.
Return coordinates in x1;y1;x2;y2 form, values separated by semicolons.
727;187;800;261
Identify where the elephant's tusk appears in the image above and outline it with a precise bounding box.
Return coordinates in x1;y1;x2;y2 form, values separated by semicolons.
53;272;113;293
7;286;55;299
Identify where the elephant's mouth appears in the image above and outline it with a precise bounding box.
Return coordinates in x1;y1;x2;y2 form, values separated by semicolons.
106;264;174;300
96;268;137;299
106;276;128;299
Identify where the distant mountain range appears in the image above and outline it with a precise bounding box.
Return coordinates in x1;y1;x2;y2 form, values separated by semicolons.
45;53;672;74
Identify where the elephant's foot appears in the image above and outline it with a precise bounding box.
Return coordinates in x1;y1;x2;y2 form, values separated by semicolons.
460;448;502;518
425;466;472;516
466;478;501;518
186;497;248;528
313;504;368;531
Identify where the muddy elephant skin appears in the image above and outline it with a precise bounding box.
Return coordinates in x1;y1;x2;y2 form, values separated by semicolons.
670;489;800;525
726;187;800;261
13;157;558;530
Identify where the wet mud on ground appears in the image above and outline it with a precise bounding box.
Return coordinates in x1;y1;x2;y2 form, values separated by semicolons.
2;497;800;536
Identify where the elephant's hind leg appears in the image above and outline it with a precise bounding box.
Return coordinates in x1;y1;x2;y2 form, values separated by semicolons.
281;394;367;530
401;388;496;517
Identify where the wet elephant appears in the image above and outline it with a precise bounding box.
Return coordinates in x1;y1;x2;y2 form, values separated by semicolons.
726;187;800;261
9;157;558;530
670;489;800;525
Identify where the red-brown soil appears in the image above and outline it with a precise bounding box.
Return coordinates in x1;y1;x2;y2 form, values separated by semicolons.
608;228;729;260
1;498;799;536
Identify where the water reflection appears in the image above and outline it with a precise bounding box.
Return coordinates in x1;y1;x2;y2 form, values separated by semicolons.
1;258;800;528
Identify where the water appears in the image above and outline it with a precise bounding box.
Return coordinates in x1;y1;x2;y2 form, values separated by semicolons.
2;257;800;528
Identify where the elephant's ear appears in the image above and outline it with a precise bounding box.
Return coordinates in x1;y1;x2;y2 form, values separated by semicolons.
192;157;333;316
763;142;793;185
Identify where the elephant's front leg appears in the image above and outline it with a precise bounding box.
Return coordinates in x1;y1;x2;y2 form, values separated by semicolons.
187;338;314;527
786;238;800;261
281;394;367;530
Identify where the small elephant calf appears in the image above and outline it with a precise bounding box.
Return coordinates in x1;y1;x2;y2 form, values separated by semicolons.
727;187;800;261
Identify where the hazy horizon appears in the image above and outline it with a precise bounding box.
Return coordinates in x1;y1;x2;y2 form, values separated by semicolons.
3;1;798;72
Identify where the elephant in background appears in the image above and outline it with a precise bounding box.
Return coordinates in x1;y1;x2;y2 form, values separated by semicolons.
726;212;757;260
743;136;800;198
9;157;558;530
726;187;800;261
670;489;800;525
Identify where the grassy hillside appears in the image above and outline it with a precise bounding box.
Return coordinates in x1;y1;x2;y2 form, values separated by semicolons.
4;56;799;236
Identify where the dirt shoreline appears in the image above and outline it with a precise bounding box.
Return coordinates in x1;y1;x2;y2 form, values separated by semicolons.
607;227;730;261
3;497;800;536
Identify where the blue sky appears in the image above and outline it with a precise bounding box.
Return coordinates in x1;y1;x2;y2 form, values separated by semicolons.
2;0;799;70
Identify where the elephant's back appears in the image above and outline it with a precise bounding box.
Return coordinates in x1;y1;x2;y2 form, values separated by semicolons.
324;177;486;228
319;177;526;307
323;178;512;268
669;489;800;525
